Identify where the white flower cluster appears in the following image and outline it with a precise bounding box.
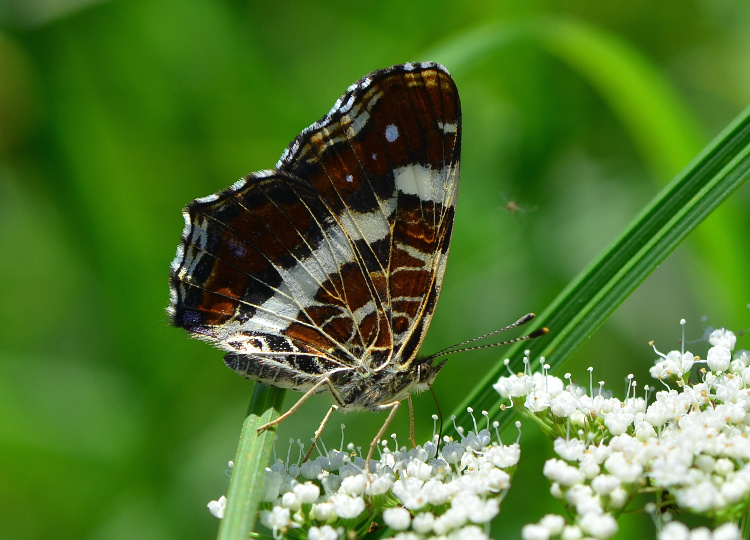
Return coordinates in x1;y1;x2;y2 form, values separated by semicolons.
658;521;741;540
209;414;520;540
494;327;750;539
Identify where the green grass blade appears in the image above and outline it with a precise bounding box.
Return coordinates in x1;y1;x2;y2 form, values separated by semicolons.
450;105;750;432
217;384;285;540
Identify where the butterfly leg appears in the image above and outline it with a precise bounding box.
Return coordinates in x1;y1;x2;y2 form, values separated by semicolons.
256;376;331;433
302;403;339;463
365;400;401;472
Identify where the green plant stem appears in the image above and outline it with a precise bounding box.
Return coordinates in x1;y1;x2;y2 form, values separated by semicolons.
217;384;286;540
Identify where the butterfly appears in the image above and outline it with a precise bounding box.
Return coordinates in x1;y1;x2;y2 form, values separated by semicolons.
167;62;542;464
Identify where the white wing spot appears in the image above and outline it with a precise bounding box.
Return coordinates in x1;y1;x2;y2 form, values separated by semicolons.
371;153;377;160
385;124;399;142
345;174;353;183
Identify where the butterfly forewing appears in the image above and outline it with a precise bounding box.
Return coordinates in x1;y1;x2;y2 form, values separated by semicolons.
168;62;461;404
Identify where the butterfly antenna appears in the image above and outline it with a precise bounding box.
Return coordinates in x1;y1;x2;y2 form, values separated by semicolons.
424;313;549;363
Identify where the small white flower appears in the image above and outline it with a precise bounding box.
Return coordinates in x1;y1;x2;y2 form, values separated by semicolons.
578;511;618;539
554;438;586;461
311;502;334;521
550;391;580;417
339;474;368;496
462;429;492;451
326;450;348;471
319;470;342;494
367;473;395;496
603;452;643;484
485;443;521;468
591;474;620;495
608;487;629;509
569;410;587;428
293;481;320;504
379;451;397;470
459;451;480;474
330;493;365;519
714;376;744;403
543;459;585;486
432;506;468;534
494;373;531;398
453;493;499;523
539;514;566;535
390;533;423;540
406;459;434;481
442;441;465;464
657;521;689;540
719;475;749;503
393;476;428;509
694;455;715;473
578;454;601;479
634;419;656;441
650;451;691;486
262;470;284;501
423;478;451;506
561;524;584;540
383;506;411;530
525;391;552;412
281;491;300;511
308;525;340;540
644;400;671;427
207;495;226;519
300;459;324;479
604;408;635;435
734;349;750;366
713;522;742;540
716;402;746;424
707;346;732;372
260;506;291;532
481;466;511;491
689;527;714;540
675;480;717;512
657;350;695;377
522;523;551;540
449;524;490;540
567;485;601;515
714;458;734;476
411;511;435;533
709;328;736;350
534;372;566;396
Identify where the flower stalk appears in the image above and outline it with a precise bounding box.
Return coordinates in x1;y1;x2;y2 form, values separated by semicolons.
217;383;285;540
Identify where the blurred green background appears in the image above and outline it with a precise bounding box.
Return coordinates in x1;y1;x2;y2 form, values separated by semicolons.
2;1;749;539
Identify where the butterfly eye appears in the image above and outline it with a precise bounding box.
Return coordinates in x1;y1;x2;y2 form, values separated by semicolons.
417;363;432;383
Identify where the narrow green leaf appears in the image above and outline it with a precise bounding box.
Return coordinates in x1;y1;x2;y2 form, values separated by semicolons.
217;384;285;540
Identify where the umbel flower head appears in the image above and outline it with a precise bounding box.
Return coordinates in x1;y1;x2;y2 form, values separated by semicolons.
211;412;521;540
494;322;748;540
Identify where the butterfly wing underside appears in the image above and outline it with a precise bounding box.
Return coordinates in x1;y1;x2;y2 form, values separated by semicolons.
168;62;461;395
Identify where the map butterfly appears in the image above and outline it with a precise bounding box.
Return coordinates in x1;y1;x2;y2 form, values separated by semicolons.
168;62;542;462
